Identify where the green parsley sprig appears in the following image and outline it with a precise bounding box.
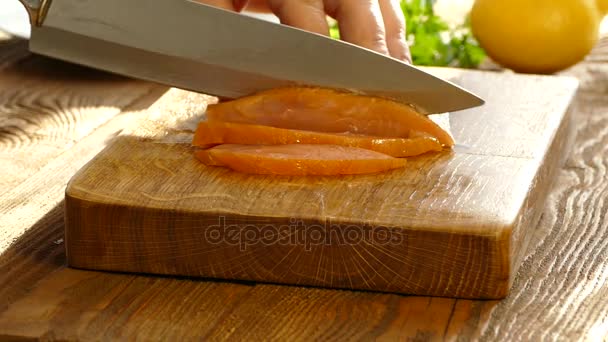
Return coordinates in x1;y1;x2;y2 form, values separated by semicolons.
330;0;486;68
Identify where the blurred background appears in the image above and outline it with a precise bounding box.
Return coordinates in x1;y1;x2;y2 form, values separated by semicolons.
1;0;607;72
0;0;29;37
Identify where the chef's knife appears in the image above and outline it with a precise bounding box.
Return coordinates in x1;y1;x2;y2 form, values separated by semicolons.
17;0;484;114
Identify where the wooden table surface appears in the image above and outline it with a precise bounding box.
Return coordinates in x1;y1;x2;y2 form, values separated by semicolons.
1;31;607;341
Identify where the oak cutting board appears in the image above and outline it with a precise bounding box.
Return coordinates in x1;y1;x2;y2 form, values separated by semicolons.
64;68;578;299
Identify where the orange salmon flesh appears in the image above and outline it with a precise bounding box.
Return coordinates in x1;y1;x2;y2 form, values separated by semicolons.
205;87;454;147
193;87;453;176
195;144;407;176
193;121;443;157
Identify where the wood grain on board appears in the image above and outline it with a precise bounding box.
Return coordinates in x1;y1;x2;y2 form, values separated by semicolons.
1;34;608;340
0;36;167;257
0;43;159;193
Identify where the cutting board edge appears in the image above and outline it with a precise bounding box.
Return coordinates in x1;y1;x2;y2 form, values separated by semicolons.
509;97;578;279
63;189;517;235
64;193;512;299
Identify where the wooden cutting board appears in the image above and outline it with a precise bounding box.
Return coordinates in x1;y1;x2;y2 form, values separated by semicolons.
64;68;578;299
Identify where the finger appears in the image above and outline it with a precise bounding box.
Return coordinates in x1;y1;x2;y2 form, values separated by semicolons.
244;0;273;12
378;0;411;62
195;0;236;11
325;0;389;55
268;0;330;36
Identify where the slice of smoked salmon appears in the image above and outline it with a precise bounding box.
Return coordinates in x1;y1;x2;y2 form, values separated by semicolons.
206;87;454;147
195;144;407;175
193;121;443;157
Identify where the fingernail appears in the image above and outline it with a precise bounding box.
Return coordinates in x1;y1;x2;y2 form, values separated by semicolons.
404;51;412;64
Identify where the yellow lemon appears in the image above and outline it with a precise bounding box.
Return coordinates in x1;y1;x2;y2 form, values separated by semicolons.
471;0;604;74
598;0;608;15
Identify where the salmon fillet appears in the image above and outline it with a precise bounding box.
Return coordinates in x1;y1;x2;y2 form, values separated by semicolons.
193;121;443;157
195;144;407;175
205;87;454;147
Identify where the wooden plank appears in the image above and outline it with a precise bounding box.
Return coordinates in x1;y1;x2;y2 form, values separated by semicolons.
63;71;576;299
0;202;65;315
0;38;29;70
478;61;608;341
1;31;607;341
204;285;497;341
0;43;157;191
0;267;252;341
0;41;166;255
0;76;250;340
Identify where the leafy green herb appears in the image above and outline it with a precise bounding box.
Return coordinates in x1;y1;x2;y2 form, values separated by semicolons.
329;0;486;68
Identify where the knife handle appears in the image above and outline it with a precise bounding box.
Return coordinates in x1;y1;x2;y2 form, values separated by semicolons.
18;0;51;26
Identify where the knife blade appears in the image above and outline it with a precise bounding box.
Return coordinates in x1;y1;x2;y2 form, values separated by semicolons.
22;0;484;114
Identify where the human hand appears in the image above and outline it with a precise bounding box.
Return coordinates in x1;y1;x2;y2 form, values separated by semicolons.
198;0;411;63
